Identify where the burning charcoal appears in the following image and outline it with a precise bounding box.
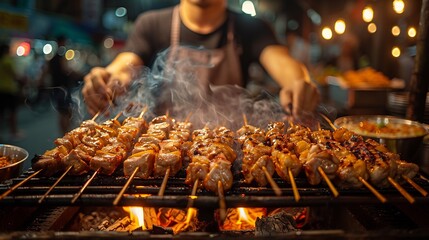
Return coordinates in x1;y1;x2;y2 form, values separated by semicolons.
76;208;125;231
157;208;202;234
106;216;132;231
143;207;157;230
97;220;110;231
255;211;297;237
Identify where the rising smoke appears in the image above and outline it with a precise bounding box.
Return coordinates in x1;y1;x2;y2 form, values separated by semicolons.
72;46;329;130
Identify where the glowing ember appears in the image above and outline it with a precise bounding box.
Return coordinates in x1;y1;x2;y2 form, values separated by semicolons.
221;208;266;230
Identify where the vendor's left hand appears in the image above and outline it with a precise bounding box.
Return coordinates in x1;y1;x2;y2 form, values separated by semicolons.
279;80;320;118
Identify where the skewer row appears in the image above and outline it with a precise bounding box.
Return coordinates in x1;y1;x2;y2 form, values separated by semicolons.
1;112;427;205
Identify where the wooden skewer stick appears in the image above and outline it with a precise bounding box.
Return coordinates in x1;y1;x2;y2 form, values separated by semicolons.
91;111;100;121
71;169;100;204
182;179;200;224
158;168;171;197
358;177;387;203
113;111;122;121
319;113;337;130
112;107;149;205
185;112;193;123
38;166;73;204
242;113;248;126
388;177;415;204
288;168;300;202
138;106;148;119
187;179;199;209
262;166;282;196
317;166;339;197
217;180;227;223
402;175;428;197
113;167;139;206
0;169;43;200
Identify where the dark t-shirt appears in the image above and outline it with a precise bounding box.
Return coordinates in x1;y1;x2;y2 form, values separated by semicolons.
124;6;279;85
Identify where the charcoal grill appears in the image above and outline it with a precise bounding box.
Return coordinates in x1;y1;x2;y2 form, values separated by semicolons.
1;167;429;207
1;165;429;239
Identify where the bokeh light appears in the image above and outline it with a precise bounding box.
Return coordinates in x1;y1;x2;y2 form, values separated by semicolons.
104;37;114;48
115;7;127;17
322;27;333;40
16;42;30;56
334;19;346;34
393;0;405;14
65;49;75;60
391;25;400;36
362;6;374;22
392;46;401;57
408;27;417;38
242;0;256;17
43;43;53;55
368;23;377;33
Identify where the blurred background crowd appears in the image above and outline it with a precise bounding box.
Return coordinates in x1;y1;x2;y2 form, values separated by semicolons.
0;0;423;168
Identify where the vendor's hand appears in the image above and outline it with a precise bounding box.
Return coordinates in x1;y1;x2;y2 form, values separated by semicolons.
82;67;113;116
279;80;320;118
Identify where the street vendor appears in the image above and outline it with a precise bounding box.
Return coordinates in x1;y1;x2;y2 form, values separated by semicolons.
82;0;319;117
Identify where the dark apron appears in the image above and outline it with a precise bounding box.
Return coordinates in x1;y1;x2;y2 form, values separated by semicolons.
155;5;243;115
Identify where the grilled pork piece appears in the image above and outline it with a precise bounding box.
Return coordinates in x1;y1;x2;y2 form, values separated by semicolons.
236;124;275;186
332;127;421;188
185;155;210;187
32;145;69;176
154;140;183;177
33;118;120;176
396;160;419;180
250;155;275;186
186;125;236;192
204;157;233;192
268;123;302;180
241;143;272;184
90;117;145;175
153;120;192;177
124;115;188;178
123;150;156;179
124;139;162;178
271;149;301;180
302;144;339;185
90;142;128;175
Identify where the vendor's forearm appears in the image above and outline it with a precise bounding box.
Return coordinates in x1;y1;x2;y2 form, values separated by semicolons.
105;52;144;76
260;45;309;88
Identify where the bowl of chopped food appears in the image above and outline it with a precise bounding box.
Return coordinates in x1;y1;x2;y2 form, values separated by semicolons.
0;144;29;182
334;115;428;162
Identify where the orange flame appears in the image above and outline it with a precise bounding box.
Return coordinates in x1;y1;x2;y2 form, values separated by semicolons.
221;208;266;230
123;206;146;230
122;194;151;230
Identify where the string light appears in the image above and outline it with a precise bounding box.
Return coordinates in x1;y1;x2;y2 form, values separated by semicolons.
362;6;374;22
368;23;377;33
408;27;417;38
391;25;401;36
392;46;401;57
334;19;346;34
393;0;405;14
321;27;333;40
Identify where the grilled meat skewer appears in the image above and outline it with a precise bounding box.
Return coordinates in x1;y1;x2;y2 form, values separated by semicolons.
123;115;173;178
186;126;237;192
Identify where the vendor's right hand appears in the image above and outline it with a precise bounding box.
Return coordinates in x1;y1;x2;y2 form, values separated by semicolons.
82;67;113;116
